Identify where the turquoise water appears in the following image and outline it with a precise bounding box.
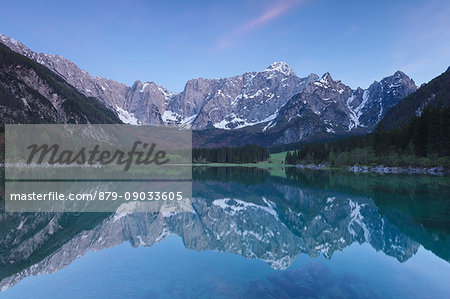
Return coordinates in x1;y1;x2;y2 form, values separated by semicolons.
0;167;449;298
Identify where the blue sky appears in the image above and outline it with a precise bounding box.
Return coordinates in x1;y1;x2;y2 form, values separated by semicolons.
1;0;449;91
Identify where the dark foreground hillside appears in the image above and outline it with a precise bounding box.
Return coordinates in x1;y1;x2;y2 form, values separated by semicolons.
0;42;121;124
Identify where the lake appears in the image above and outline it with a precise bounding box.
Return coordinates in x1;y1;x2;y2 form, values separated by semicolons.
0;167;449;298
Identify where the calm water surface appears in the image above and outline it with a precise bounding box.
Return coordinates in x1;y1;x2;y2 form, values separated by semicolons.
0;167;449;298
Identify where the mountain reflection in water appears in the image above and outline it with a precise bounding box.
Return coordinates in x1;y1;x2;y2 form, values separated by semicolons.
0;167;449;297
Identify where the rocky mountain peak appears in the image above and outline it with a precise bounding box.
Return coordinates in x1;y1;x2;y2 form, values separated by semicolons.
380;71;417;91
383;70;412;82
319;72;334;85
132;80;154;93
307;73;320;81
394;70;406;77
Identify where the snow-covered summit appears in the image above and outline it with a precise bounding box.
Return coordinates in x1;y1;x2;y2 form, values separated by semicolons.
264;61;296;76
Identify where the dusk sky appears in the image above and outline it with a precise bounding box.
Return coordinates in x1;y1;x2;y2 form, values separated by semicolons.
1;0;449;91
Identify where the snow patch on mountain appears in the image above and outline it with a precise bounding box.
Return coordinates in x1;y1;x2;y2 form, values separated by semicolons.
347;90;369;131
115;106;139;125
181;114;197;124
212;198;278;219
139;82;149;93
213;112;278;130
347;199;370;241
162;110;180;122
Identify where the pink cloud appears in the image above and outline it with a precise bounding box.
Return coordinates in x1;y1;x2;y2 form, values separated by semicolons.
217;0;309;50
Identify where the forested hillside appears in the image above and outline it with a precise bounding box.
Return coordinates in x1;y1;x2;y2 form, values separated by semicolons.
193;144;269;164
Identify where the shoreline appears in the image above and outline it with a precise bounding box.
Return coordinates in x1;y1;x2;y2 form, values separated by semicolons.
1;162;449;176
192;162;450;176
291;164;449;176
346;165;448;176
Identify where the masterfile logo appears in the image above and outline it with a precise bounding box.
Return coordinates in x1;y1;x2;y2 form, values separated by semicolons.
26;141;170;171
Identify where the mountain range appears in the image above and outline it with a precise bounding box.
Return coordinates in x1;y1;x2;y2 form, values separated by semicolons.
0;33;418;146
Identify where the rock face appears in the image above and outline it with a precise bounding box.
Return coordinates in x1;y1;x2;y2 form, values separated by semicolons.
167;63;319;130
0;34;417;143
354;71;418;128
267;71;417;144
